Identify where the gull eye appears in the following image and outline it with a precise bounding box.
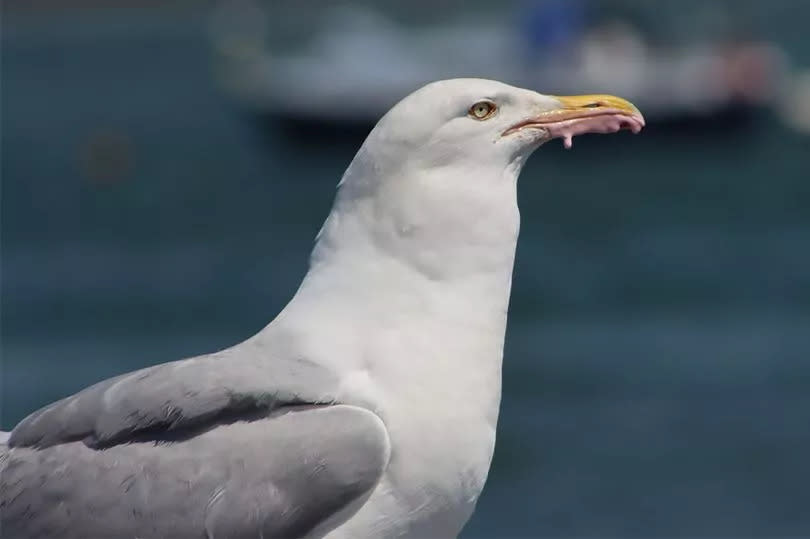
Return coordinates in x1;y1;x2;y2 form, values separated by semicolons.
468;101;497;120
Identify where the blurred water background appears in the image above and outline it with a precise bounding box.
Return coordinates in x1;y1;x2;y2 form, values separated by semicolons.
2;1;810;537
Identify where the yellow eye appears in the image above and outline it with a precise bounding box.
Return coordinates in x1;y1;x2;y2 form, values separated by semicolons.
468;101;496;120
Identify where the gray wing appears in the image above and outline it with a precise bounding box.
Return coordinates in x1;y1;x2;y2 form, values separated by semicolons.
9;342;338;449
1;343;390;538
1;405;390;539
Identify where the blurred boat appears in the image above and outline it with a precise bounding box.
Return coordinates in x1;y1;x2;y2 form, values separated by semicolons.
208;3;789;135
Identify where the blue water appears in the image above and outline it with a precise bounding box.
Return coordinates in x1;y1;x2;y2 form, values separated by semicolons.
2;7;810;537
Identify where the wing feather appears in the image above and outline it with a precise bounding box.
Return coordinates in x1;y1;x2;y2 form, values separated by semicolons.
9;343;338;449
1;405;390;539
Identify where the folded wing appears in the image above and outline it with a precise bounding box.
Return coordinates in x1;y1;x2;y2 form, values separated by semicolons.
2;345;390;538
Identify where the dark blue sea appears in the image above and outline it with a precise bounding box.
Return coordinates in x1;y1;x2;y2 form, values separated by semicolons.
2;6;810;537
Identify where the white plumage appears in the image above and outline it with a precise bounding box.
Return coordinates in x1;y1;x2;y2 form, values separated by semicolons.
0;78;642;538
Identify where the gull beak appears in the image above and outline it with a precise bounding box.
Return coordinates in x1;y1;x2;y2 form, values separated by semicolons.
504;94;645;149
551;94;645;125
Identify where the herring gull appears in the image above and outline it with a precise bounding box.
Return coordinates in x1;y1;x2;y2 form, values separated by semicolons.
0;78;643;538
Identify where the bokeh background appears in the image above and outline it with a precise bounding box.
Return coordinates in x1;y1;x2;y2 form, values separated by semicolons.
3;1;810;537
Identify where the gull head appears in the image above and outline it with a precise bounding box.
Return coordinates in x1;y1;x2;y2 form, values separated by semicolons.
363;78;645;175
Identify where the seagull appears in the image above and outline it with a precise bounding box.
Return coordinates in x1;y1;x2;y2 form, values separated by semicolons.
0;78;643;538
